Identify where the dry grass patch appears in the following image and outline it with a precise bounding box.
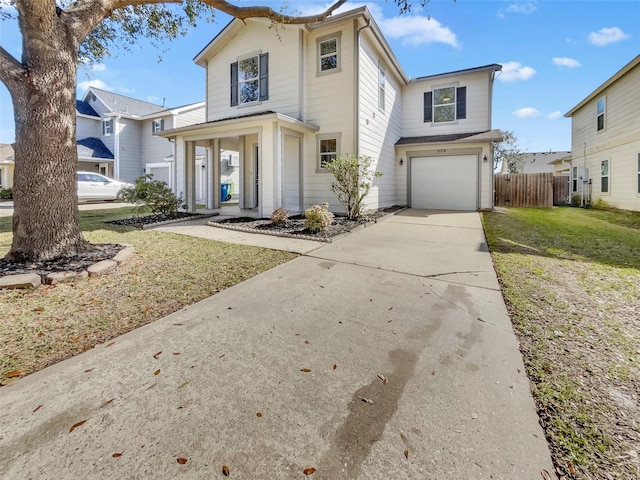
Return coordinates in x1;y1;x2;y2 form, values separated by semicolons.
0;208;296;384
482;207;640;480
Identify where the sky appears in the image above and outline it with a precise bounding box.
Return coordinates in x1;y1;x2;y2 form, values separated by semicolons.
0;0;639;153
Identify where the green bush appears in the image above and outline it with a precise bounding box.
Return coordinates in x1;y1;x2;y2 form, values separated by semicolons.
0;187;12;199
304;203;334;232
118;174;185;216
325;154;382;219
270;207;289;224
570;195;581;207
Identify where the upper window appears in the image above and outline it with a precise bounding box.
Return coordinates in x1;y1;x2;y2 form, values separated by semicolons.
600;159;609;193
597;96;606;131
230;53;269;106
316;133;341;172
424;86;466;123
572;165;578;192
152;119;164;133
102;118;113;136
378;66;386;112
316;33;341;75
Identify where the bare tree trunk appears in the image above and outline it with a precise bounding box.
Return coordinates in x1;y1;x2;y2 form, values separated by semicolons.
5;24;92;261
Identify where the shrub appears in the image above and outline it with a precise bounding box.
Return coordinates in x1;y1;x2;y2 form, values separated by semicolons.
270;207;289;224
570;195;581;207
0;187;12;199
118;174;185;216
304;203;334;232
325;154;382;219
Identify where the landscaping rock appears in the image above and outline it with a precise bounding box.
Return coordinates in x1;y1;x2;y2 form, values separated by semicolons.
112;245;134;263
87;259;118;277
0;273;41;289
46;270;89;285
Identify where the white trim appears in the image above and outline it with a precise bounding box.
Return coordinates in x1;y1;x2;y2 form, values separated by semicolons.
316;32;342;76
316;132;342;173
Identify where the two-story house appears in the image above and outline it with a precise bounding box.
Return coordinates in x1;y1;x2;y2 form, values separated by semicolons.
76;87;206;192
160;7;502;215
565;54;640;211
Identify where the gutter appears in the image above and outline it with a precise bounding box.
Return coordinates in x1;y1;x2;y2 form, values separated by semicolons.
354;16;371;156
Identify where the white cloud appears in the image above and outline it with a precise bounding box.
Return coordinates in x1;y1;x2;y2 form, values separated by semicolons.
92;63;106;72
589;26;630;46
147;96;161;103
552;57;581;68
498;1;537;18
513;107;540;118
77;79;112;92
498;62;536;82
547;111;563;120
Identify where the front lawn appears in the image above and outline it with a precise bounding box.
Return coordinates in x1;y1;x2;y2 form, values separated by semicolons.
0;208;296;384
482;207;640;479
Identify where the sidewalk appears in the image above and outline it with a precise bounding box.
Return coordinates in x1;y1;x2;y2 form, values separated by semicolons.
0;210;555;479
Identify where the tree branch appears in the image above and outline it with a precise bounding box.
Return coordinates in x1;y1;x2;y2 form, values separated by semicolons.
203;0;348;24
0;45;27;94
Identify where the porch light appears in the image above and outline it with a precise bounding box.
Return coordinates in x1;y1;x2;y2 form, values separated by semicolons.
399;158;404;166
483;155;488;163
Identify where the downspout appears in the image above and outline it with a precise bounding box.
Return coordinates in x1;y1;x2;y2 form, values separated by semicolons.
114;115;121;180
354;16;371;156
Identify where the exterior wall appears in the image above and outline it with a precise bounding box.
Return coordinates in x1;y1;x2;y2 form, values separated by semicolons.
142;115;174;169
0;163;14;188
402;71;492;137
204;20;302;121
357;33;403;210
117;118;143;182
76;116;100;139
570;65;640;211
175;107;206;128
395;141;494;210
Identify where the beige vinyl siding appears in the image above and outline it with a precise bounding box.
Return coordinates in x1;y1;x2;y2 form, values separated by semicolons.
117;118;143;182
204;20;302;121
174;106;206;128
357;34;403;209
76;116;100;139
570;64;640;211
302;21;356;211
402;72;491;137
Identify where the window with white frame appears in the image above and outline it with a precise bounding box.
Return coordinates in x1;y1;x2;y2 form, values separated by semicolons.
317;133;341;171
572;165;578;192
152;119;164;133
597;96;606;131
424;86;466;123
230;53;268;106
378;65;386;112
317;33;341;75
600;159;609;193
102;118;113;136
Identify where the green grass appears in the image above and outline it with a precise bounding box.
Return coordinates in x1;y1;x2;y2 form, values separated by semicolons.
483;207;640;479
0;207;297;383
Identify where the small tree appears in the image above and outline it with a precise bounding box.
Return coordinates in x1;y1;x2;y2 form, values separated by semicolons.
118;174;185;216
325;154;382;220
494;131;525;174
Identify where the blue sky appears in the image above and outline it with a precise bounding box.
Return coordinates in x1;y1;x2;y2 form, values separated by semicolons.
1;0;638;152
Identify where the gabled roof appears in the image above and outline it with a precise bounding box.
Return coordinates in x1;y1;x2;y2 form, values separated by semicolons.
521;151;571;173
565;54;640;117
85;87;168;117
396;130;503;146
75;100;100;117
77;137;114;159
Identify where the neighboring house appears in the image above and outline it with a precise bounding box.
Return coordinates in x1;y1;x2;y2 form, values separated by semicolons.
547;152;572;176
77;87;206;190
564;54;640;211
160;7;503;215
0;143;14;189
519;151;571;174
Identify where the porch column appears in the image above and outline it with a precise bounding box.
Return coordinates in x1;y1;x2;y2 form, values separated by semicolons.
185;141;196;212
211;139;221;209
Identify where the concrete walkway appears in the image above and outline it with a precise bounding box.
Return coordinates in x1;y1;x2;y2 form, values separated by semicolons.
0;210;555;479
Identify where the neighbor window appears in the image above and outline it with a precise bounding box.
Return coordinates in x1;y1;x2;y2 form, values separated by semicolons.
424;86;466;123
102;118;113;136
316;33;341;75
597;96;606;131
152;119;164;133
230;53;269;106
378;65;386;112
316;133;341;171
600;159;609;193
572;165;578;192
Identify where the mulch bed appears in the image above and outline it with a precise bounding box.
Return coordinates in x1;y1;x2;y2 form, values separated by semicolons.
105;212;204;229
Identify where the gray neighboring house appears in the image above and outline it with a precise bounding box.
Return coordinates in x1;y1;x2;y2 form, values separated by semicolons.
521;151;571;174
0;143;14;189
76;87;205;191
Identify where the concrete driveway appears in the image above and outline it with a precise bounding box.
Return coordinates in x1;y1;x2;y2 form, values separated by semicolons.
0;210;555;479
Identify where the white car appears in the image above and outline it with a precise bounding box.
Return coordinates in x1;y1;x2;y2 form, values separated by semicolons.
77;172;133;201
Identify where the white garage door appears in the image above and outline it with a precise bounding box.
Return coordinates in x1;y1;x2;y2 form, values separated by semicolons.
410;155;478;210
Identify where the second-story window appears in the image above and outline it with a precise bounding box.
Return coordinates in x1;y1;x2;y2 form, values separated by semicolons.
102;118;113;136
230;53;269;106
152;119;164;133
423;86;467;123
597;96;606;131
316;32;341;75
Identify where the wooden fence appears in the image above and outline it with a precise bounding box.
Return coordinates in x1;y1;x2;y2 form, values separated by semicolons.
494;173;555;207
553;176;570;206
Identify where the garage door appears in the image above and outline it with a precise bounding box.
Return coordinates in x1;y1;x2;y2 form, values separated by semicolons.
410;155;478;210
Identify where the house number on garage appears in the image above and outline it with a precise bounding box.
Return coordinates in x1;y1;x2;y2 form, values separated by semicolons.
437;149;446;153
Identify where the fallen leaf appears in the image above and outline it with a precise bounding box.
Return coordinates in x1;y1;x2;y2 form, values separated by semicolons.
153;351;162;359
153;369;161;376
567;462;576;475
388;307;393;311
256;412;262;417
319;285;324;288
300;368;311;373
100;399;114;408
219;354;225;358
112;453;122;458
177;402;192;409
332;364;337;370
106;342;115;347
303;467;317;475
305;340;310;344
172;323;183;326
404;449;409;459
37;332;44;337
84;368;94;373
359;397;373;404
177;457;188;465
32;404;43;413
178;381;190;389
222;465;230;476
70;335;81;342
540;469;552;480
377;373;388;385
431;371;436;375
82;344;92;351
34;307;44;312
142;307;150;314
517;368;521;373
173;352;181;355
5;370;24;378
69;420;88;433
